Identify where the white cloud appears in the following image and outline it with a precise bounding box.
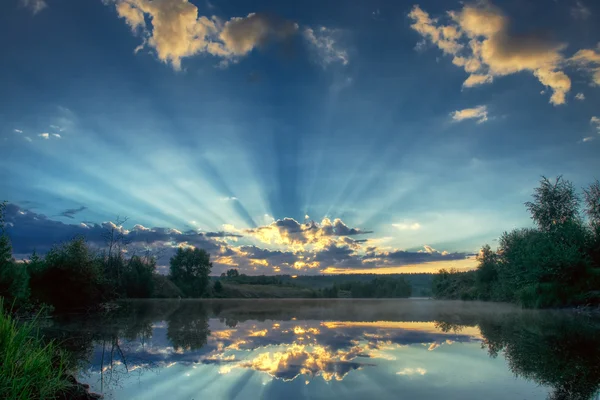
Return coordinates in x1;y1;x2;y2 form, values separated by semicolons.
220;196;238;201
575;93;585;101
582;136;595;142
397;367;427;376
392;222;421;231
19;0;47;15
571;1;591;20
111;0;297;70
451;105;488;123
408;3;571;105
14;129;23;134
592;116;600;133
24;137;32;142
38;133;61;140
304;27;349;67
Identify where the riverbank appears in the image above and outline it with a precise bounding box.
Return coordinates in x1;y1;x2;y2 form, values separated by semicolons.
0;303;101;400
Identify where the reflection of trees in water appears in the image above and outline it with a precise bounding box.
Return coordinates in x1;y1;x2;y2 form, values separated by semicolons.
166;301;211;351
438;313;600;400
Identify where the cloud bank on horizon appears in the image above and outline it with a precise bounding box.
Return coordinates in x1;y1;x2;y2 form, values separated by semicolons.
1;0;599;274
3;203;475;275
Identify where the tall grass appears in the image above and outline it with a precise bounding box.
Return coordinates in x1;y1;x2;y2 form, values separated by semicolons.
0;300;69;400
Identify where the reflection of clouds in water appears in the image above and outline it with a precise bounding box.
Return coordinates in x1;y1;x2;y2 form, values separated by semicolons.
238;343;373;381
397;367;427;376
85;318;481;387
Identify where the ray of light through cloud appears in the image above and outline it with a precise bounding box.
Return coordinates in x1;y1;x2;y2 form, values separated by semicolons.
1;0;599;274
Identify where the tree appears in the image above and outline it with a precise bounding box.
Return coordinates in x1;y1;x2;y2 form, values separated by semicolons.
525;176;580;232
226;268;240;278
29;236;106;312
475;244;499;300
0;202;30;307
169;247;212;297
122;255;156;298
583;179;600;228
214;280;223;293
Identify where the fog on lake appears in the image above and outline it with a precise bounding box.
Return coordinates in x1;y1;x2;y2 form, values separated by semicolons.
44;299;600;400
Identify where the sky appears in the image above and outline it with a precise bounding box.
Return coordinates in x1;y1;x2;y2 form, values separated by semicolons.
1;0;599;275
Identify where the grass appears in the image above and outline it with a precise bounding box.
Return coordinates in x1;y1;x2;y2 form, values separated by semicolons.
0;300;70;400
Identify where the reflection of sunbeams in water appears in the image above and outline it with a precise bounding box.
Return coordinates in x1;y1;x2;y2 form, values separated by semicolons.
50;300;599;400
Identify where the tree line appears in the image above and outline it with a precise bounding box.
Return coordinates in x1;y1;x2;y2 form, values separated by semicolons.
432;176;600;308
0;203;215;313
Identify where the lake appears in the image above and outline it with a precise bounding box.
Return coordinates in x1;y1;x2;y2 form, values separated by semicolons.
45;299;600;400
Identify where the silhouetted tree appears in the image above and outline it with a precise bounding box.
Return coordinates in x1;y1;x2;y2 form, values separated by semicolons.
169;247;212;297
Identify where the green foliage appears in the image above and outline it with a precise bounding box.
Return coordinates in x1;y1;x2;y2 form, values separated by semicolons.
525;176;580;232
583;179;600;228
151;274;183;298
320;276;412;298
28;236;107;312
0;300;70;399
0;203;30;309
432;176;600;308
431;269;478;300
169;247;212;298
213;280;223;293
225;268;239;278
122;255;156;298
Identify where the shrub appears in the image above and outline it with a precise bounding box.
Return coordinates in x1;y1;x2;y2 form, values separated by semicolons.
0;300;69;399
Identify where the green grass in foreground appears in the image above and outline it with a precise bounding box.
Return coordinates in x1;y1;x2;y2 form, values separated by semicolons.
0;300;69;400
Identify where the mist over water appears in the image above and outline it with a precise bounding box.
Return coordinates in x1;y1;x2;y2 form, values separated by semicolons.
45;299;600;400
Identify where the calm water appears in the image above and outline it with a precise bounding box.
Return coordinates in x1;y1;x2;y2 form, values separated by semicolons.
45;299;600;400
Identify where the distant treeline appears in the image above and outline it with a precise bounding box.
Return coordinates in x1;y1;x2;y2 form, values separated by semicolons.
0;200;419;314
215;269;431;297
432;177;600;308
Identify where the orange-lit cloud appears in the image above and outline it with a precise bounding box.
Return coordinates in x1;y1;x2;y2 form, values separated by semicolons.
409;2;573;105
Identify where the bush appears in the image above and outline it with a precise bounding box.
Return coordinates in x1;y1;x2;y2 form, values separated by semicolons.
29;237;107;312
0;300;70;399
122;256;155;298
152;274;183;298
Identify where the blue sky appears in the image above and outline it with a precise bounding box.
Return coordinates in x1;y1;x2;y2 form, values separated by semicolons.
1;0;599;274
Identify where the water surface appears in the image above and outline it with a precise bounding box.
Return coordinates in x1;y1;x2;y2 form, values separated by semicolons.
46;299;600;400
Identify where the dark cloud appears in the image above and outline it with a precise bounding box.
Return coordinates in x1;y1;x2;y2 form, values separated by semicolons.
3;203;470;274
55;206;87;219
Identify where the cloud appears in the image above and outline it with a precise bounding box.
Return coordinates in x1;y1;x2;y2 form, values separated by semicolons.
37;132;61;140
575;93;585;101
582;136;595;143
571;1;591;20
592;116;600;133
397;367;427;376
451;106;488;123
392;222;421;231
571;45;600;86
220;196;238;201
19;0;47;15
243;217;371;249
56;206;87;219
219;13;297;56
24;137;32;142
110;0;297;70
4;203;471;275
14;129;23;134
238;343;370;381
408;2;571;105
304;27;349;67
